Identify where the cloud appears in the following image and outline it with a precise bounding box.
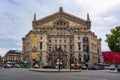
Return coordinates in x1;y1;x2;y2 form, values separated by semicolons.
76;0;120;14
0;48;9;57
0;38;20;48
90;2;120;51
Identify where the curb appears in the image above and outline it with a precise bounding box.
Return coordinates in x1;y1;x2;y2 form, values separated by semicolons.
29;69;81;73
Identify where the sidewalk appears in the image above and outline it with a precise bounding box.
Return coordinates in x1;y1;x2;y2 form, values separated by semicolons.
29;68;81;72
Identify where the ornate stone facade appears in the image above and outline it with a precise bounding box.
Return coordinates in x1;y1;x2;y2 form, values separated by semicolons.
4;50;22;64
22;7;102;68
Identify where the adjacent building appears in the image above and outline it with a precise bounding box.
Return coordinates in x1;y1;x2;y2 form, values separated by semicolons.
4;50;22;64
22;7;102;68
0;56;3;67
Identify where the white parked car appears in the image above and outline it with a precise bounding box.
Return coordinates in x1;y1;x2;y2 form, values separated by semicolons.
34;64;39;68
4;64;11;68
107;65;116;70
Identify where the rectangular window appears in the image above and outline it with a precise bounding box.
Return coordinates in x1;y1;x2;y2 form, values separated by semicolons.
55;40;57;43
55;45;57;49
60;40;62;43
64;45;67;51
70;45;72;49
97;49;99;54
49;40;51;43
49;46;51;52
79;58;81;63
59;45;62;48
78;36;80;40
40;42;42;49
40;36;42;40
78;42;81;50
64;40;66;43
64;45;66;49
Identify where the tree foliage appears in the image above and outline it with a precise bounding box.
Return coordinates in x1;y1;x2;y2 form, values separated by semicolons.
0;55;2;58
0;55;2;60
106;26;120;52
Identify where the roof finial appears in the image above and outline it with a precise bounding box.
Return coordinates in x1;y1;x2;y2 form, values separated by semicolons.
59;7;63;12
87;13;90;21
33;13;36;21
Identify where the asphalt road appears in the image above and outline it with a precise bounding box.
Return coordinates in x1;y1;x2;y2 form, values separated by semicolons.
0;68;120;80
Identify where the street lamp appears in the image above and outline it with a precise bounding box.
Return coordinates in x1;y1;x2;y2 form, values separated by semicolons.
56;47;61;71
70;45;72;71
58;48;61;71
68;29;73;71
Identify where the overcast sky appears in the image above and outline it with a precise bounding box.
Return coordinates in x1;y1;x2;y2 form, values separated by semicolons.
0;0;120;57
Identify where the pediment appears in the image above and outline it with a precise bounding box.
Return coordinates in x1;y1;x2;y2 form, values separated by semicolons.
33;9;91;27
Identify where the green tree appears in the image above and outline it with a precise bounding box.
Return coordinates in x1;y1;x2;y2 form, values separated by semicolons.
0;55;2;62
0;55;2;59
106;26;120;52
